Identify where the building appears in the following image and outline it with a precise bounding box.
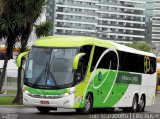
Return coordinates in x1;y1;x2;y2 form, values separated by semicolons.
96;0;147;43
152;0;160;43
46;0;98;37
150;0;160;54
45;0;155;43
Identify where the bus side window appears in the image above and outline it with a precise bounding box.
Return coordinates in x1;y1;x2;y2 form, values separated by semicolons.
90;46;105;71
91;46;118;71
75;45;92;82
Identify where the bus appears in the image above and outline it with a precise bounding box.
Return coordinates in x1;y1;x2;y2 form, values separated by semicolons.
157;57;160;91
17;36;157;114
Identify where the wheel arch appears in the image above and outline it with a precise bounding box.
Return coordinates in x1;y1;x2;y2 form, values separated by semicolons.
87;92;94;101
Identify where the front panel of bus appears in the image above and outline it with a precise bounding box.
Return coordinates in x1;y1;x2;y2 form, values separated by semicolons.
23;46;93;108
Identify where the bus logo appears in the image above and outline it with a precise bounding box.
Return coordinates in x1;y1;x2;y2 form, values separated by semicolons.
98;72;102;81
144;56;150;73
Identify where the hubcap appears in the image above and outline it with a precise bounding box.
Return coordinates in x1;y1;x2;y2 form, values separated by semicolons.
133;98;137;110
140;98;144;109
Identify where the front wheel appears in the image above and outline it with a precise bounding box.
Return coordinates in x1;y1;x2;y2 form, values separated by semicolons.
76;94;93;114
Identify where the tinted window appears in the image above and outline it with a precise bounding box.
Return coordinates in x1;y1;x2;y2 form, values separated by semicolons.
75;45;92;83
91;46;118;71
91;46;156;74
118;51;156;74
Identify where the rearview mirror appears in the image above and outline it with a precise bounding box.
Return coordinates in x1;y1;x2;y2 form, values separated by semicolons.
72;53;86;70
17;51;29;67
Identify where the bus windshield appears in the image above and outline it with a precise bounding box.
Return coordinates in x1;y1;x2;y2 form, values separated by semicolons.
24;47;77;89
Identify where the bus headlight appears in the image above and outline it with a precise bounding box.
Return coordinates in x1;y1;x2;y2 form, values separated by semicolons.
74;96;82;103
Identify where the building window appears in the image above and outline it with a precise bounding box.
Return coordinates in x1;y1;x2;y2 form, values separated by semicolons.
129;37;133;40
130;30;133;34
130;24;134;27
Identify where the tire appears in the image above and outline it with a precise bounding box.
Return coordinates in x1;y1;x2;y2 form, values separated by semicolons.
123;95;138;113
130;95;138;112
76;94;93;114
138;95;145;112
37;107;51;114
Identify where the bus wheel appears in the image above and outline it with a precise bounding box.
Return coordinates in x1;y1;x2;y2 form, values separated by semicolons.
138;95;145;112
131;95;138;112
37;107;51;113
76;94;93;114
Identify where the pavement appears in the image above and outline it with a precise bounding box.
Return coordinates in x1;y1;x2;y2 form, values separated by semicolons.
0;94;159;119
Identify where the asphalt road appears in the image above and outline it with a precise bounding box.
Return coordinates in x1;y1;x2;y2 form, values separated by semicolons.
0;95;159;119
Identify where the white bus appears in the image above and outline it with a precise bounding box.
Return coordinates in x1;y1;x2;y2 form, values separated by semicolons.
17;36;157;113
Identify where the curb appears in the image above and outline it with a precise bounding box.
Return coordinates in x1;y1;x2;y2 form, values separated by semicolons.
0;94;16;97
0;105;24;107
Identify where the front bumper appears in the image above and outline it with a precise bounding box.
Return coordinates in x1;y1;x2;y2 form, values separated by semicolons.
23;92;75;108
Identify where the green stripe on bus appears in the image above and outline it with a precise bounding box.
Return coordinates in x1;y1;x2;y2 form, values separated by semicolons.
27;86;69;95
91;70;129;107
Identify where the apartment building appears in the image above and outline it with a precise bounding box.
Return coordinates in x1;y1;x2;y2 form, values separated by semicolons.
46;0;153;43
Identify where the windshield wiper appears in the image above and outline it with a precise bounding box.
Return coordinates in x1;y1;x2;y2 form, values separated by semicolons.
46;62;58;87
33;71;45;86
33;62;57;87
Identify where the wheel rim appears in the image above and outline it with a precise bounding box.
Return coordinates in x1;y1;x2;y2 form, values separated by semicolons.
139;97;145;110
133;97;137;111
140;100;144;108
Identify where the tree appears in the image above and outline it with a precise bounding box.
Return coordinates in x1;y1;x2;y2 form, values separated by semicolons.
35;20;53;38
0;0;24;93
127;41;153;53
13;0;47;104
0;0;48;103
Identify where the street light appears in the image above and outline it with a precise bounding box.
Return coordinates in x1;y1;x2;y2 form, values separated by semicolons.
95;30;112;40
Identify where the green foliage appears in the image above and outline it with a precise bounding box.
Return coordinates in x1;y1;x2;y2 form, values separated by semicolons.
0;0;47;102
0;0;46;48
127;41;153;53
0;97;14;105
35;20;53;38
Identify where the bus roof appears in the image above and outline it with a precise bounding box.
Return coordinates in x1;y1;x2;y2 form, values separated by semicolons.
33;36;94;47
33;36;156;57
113;43;156;57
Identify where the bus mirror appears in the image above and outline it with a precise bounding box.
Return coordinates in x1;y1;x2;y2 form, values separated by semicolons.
72;53;86;70
17;51;29;67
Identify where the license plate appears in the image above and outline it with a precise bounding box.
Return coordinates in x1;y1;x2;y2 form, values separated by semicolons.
40;100;49;104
